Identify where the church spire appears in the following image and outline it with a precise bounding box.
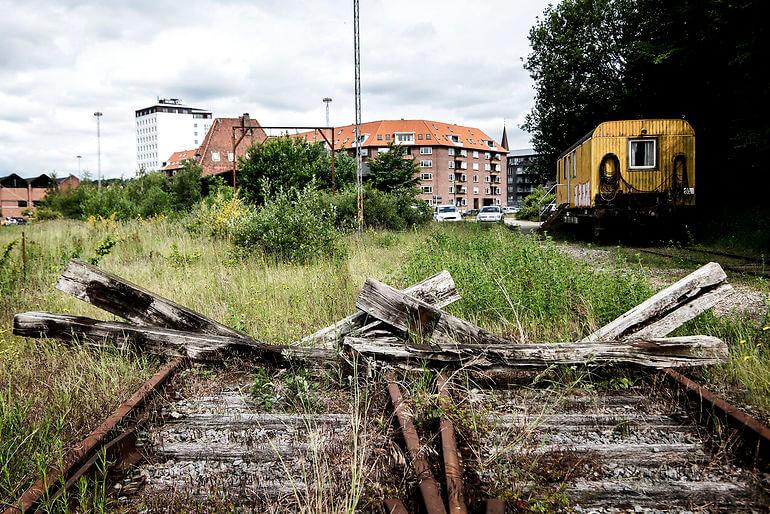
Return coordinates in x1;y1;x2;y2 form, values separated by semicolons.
501;122;509;151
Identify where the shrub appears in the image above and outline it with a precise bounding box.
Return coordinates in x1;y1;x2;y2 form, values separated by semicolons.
322;185;432;231
185;181;254;239
232;186;345;263
517;186;555;221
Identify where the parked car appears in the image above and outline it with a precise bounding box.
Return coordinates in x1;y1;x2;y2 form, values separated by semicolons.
462;209;479;218
434;204;462;222
502;206;519;215
3;216;27;225
476;205;503;223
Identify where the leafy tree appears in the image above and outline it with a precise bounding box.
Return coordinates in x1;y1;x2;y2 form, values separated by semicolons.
170;160;203;210
366;142;420;192
237;136;356;205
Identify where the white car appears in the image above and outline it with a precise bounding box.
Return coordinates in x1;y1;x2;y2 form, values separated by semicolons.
502;206;519;215
476;205;503;223
434;204;462;222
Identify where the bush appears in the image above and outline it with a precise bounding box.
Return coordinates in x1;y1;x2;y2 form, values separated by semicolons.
322;185;432;231
232;186;346;263
185;180;254;239
517;186;555;221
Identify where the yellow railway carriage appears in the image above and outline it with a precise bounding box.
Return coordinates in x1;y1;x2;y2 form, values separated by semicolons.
555;119;695;234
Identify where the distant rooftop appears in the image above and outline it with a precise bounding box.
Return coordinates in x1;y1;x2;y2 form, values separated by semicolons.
507;148;537;157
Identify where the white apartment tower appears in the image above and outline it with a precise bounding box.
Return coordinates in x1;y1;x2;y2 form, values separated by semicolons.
135;98;212;172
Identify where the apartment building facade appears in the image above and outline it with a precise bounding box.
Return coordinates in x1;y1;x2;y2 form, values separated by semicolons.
298;120;507;210
506;148;542;206
1;173;79;218
135;98;212;172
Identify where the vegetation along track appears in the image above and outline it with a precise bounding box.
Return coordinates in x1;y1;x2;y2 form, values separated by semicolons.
636;247;768;279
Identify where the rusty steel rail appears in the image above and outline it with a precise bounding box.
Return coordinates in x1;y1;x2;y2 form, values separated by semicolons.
663;368;770;469
387;378;447;514
384;498;410;514
5;357;185;514
485;499;506;514
637;248;770;279
437;373;468;514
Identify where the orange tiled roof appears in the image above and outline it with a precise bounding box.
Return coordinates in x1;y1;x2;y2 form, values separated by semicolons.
292;120;507;153
162;149;199;171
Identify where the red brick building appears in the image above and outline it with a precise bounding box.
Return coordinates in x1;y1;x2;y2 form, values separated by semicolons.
1;173;79;218
297;120;507;210
162;114;266;180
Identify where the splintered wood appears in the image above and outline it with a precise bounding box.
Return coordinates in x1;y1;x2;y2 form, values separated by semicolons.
14;259;731;370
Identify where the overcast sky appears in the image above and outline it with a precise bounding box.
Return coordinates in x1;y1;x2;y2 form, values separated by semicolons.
0;0;550;179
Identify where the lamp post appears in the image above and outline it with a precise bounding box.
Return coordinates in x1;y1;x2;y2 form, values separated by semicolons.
76;155;82;176
93;112;103;189
322;97;332;127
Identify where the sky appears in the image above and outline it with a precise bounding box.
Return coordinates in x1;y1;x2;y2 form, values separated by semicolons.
0;0;550;179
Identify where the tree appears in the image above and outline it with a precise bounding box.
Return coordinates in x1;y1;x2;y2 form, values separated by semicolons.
237;136;356;205
170;160;203;210
366;142;420;192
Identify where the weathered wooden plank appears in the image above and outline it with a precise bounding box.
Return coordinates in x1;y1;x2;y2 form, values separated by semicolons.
581;262;729;342
352;279;728;368
13;312;334;362
299;270;461;347
344;334;727;369
56;259;250;340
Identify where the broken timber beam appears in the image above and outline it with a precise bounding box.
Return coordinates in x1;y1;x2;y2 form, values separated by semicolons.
56;259;252;340
299;270;461;347
14;312;335;362
353;278;727;368
581;262;733;342
345;335;727;369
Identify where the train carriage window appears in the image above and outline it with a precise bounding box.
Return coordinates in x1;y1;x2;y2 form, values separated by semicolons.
629;139;656;169
572;151;577;178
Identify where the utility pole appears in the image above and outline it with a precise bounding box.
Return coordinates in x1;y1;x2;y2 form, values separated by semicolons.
76;155;82;176
353;0;363;235
93;111;103;189
323;97;332;128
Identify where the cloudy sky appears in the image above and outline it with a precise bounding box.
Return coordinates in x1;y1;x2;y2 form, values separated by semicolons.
0;0;550;179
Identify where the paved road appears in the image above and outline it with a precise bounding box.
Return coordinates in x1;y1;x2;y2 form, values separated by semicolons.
504;218;541;234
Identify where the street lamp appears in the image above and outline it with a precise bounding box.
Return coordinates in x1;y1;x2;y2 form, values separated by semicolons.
76;155;82;176
322;97;332;127
93;112;103;189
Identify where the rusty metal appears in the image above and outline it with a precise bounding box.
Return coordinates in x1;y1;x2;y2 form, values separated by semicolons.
384;498;410;514
437;374;468;514
387;377;447;514
485;499;506;514
663;368;770;469
5;357;185;513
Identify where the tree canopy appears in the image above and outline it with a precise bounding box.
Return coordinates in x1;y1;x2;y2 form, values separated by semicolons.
523;0;769;208
366;142;420;192
237;136;356;205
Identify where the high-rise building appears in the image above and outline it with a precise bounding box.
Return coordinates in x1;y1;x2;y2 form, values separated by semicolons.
506;148;542;206
135;98;212;172
296;120;508;210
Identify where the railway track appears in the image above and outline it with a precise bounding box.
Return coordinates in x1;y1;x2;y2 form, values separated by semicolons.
636;247;768;279
6;261;770;512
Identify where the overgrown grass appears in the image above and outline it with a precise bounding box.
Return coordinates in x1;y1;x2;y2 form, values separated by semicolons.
393;224;653;342
0;218;424;508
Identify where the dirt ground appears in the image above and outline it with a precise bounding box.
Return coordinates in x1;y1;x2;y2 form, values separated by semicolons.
554;242;769;322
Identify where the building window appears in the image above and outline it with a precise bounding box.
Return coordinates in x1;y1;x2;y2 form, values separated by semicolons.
448;173;455;181
421;185;433;194
485;152;491;159
194;132;198;136
484;163;491;171
448;148;455;156
228;152;234;162
448;134;460;144
378;147;389;153
211;151;221;162
426;134;431;140
419;147;432;155
418;134;423;140
194;140;198;145
421;173;433;180
629;139;656;169
472;163;479;171
385;134;391;141
376;134;383;141
449;186;454;193
473;187;479;194
18;200;28;207
395;132;415;144
484;176;491;182
448;161;455;169
473;175;478;182
473;151;479;158
420;160;433;168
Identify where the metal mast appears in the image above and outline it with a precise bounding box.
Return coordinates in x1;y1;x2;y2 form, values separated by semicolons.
93;111;103;189
353;0;363;235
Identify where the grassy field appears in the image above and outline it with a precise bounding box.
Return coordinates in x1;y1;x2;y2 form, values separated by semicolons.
1;219;768;509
